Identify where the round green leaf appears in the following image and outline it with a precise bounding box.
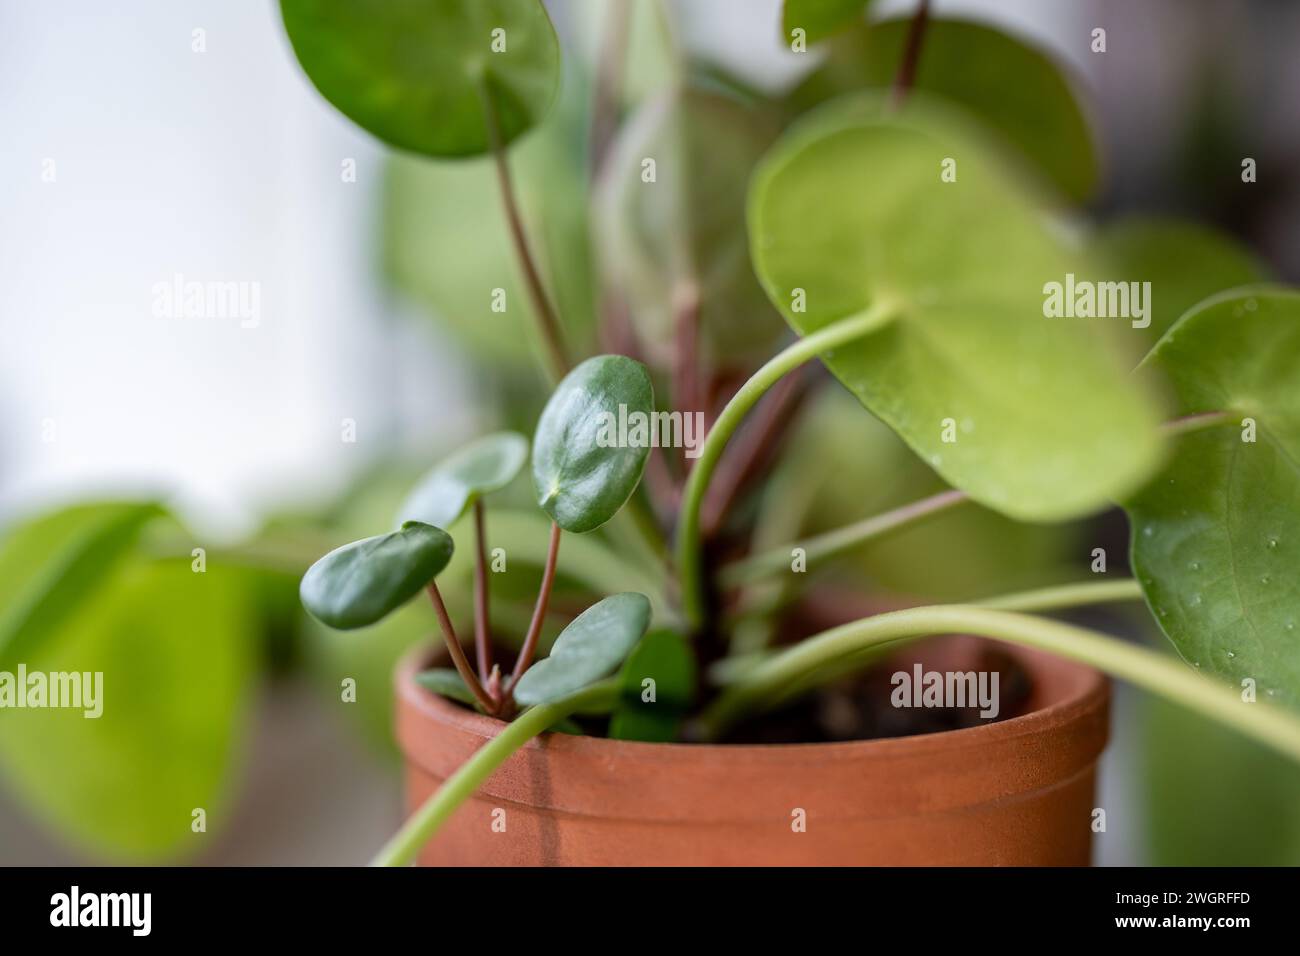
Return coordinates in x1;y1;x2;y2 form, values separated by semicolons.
280;0;560;158
748;104;1164;521
1127;287;1300;707
300;521;454;630
608;629;696;742
593;88;787;366
1090;218;1270;341
532;354;654;533
789;18;1097;201
782;0;873;45
512;592;652;706
398;431;528;528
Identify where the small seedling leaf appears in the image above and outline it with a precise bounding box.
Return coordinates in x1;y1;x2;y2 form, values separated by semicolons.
532;355;654;533
398;431;528;528
512;592;652;706
300;522;454;630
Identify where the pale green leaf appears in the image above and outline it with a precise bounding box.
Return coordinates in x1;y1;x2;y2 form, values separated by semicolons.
749;104;1163;521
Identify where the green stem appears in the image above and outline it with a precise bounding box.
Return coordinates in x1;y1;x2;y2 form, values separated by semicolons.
1161;409;1234;438
745;578;1146;703
675;302;900;629
370;680;617;867
721;489;967;588
700;604;1300;763
143;527;335;575
979;577;1144;613
720;409;1239;594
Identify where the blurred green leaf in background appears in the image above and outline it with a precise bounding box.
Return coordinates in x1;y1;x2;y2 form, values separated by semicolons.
789;17;1098;202
594;87;788;368
382;60;596;372
0;504;255;860
1144;692;1300;865
1090;217;1270;341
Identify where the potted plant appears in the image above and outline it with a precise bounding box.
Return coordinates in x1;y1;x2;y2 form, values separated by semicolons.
283;0;1300;865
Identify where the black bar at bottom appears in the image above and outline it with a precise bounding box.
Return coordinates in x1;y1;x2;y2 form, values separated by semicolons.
0;866;1286;941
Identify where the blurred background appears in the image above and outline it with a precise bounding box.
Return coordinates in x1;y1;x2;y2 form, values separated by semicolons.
2;0;1298;865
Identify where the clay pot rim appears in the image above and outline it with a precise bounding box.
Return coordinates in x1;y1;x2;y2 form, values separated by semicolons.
396;637;1108;762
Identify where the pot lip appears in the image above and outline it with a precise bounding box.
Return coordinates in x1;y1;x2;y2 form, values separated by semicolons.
396;636;1109;761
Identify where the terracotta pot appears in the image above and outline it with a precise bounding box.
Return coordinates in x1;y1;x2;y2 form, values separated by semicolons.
395;636;1109;865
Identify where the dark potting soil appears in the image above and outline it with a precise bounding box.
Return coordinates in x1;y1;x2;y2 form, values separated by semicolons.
718;646;1034;744
430;640;1034;745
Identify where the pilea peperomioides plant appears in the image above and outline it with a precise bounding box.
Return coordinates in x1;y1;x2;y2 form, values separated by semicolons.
285;0;1300;865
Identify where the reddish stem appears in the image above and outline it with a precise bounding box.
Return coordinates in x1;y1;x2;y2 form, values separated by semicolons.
505;522;563;697
426;581;497;714
588;0;632;174
891;0;932;109
472;500;493;682
480;84;571;380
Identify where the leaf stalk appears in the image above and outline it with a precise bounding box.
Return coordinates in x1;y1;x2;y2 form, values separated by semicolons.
675;302;901;629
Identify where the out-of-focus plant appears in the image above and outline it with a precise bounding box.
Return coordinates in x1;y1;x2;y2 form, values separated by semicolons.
0;504;256;859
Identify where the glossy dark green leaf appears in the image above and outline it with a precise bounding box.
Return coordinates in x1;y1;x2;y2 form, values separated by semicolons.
609;629;696;742
0;501;164;668
0;557;254;860
789;17;1097;201
512;592;651;706
414;667;476;706
1127;287;1300;706
532;355;654;533
280;0;559;158
593;88;787;365
1090;217;1270;341
782;0;872;44
398;432;527;528
304;497;663;752
749;104;1163;521
300;521;453;630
